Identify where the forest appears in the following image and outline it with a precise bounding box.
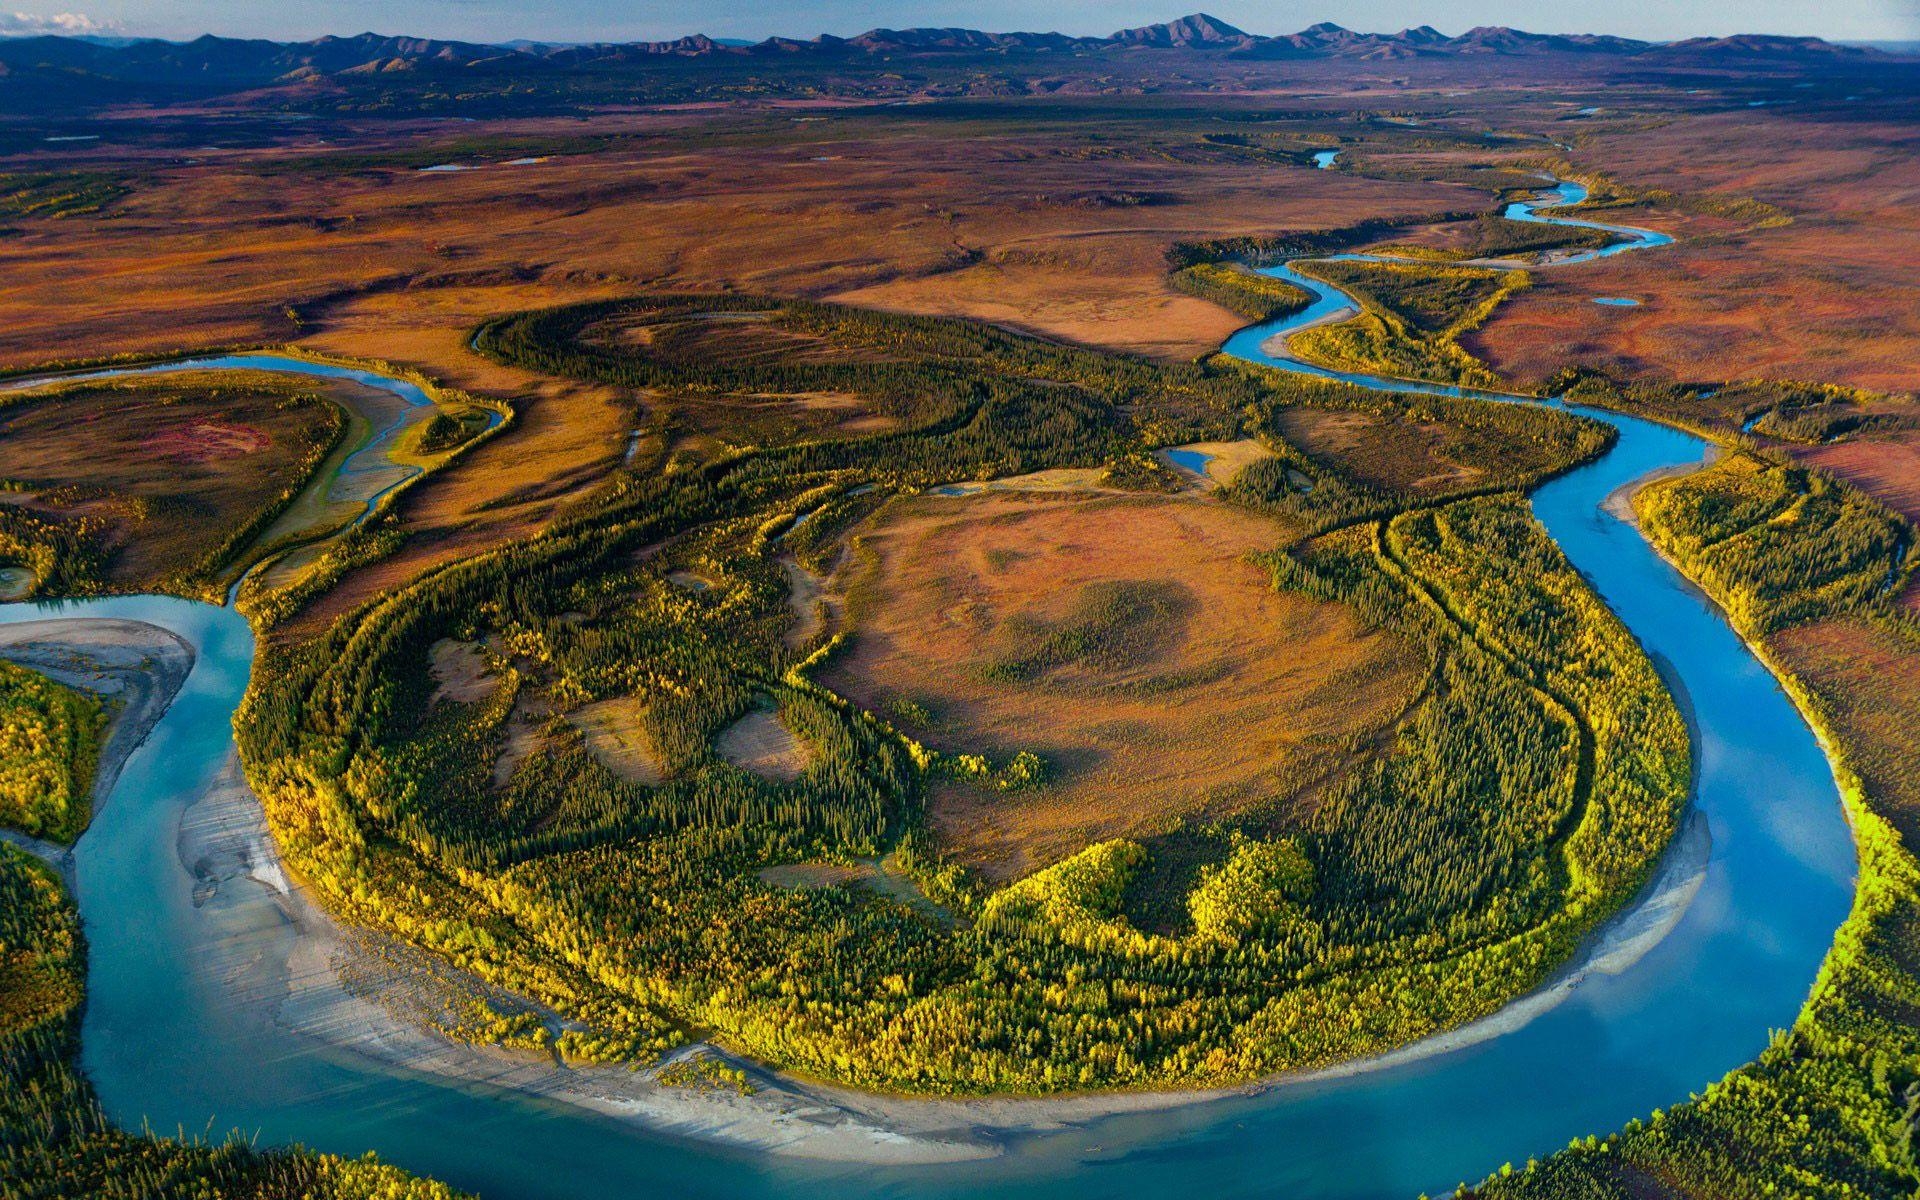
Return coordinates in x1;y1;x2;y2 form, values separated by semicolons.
1288;258;1529;389
0;663;101;844
217;291;1692;1094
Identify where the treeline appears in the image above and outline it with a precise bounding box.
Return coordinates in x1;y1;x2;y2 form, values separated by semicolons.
1247;497;1684;1055
1169;262;1313;322
1475;434;1920;1200
1165;208;1485;270
0;661;103;844
234;292;1691;1095
1369;215;1619;263
1637;451;1910;633
1288;258;1528;390
1550;367;1909;446
0;170;128;219
1217;358;1614;531
0;844;464;1199
0;506;103;599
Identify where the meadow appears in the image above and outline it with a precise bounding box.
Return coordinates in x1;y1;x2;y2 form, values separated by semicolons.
0;372;344;599
819;490;1419;885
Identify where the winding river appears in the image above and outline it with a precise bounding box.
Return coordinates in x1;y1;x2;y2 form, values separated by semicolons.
0;179;1857;1199
0;354;475;599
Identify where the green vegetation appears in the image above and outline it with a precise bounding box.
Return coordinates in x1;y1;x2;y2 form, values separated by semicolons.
1637;452;1909;632
223;293;1684;1097
0;662;104;844
0;843;463;1200
1552;368;1908;444
1167;209;1485;271
1551;165;1793;230
412;409;492;456
1221;360;1614;528
981;580;1194;685
1170;262;1313;322
0;171;127;218
1471;445;1920;1200
0;506;101;599
1738;381;1909;445
1289;259;1529;389
1366;215;1619;263
1187;834;1315;943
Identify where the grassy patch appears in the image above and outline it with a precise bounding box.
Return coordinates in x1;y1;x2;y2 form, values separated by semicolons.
0;171;128;218
982;579;1196;685
0;661;104;844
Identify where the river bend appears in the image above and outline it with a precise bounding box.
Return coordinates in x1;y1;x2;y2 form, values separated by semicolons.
0;179;1856;1199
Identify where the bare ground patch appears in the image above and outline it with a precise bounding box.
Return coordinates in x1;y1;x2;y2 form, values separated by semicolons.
758;857;950;923
428;638;496;706
783;557;828;650
567;696;667;786
929;467;1115;497
717;709;810;781
493;690;551;788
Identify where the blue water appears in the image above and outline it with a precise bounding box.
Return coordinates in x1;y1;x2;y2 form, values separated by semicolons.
1594;298;1642;307
0;353;496;597
1312;150;1341;170
0;355;439;520
1501;179;1675;264
1163;447;1214;475
0;178;1857;1200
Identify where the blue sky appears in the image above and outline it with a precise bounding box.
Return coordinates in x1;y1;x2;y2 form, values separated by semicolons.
6;1;1916;45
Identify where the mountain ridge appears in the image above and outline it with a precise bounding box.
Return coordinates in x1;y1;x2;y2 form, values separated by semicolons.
0;12;1877;82
0;12;1883;111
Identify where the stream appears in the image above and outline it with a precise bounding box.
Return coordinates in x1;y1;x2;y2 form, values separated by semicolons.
0;179;1856;1199
0;353;490;599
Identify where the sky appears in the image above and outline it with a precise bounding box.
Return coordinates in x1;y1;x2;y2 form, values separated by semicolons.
2;0;1916;45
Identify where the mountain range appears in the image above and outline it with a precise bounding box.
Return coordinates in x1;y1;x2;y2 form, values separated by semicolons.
0;13;1875;88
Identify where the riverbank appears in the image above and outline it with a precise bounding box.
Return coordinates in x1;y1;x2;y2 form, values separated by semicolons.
0;618;193;882
181;737;1220;1163
1600;452;1720;523
155;614;1711;1166
2;166;1864;1199
11;451;1737;1170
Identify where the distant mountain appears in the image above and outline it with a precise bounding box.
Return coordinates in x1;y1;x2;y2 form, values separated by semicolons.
1658;34;1867;59
0;14;1876;105
1110;14;1254;49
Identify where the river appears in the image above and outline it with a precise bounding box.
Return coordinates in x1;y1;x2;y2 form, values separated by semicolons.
0;179;1856;1199
0;353;491;599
